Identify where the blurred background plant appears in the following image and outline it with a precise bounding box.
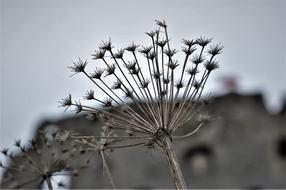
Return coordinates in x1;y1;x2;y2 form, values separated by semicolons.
0;129;90;189
56;125;120;189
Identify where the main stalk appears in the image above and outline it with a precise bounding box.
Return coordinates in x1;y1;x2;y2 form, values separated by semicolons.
161;134;187;189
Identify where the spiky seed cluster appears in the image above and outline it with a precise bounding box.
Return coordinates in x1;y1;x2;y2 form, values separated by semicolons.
56;125;128;189
0;133;89;189
60;20;222;148
57;125;123;153
69;59;88;74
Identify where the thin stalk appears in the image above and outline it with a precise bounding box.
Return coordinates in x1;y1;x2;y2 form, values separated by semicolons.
12;177;40;189
100;150;116;189
161;135;187;189
46;177;53;190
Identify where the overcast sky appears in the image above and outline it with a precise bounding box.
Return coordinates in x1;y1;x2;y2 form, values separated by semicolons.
1;0;285;152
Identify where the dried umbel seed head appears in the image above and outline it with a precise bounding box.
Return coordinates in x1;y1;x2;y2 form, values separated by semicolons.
182;39;196;48
90;68;104;79
146;30;158;38
99;39;113;51
112;80;122;90
114;49;125;59
92;49;106;60
167;60;179;70
164;49;178;58
195;36;212;47
155;19;167;28
69;58;88;74
208;43;224;56
0;133;89;189
139;46;153;55
58;94;72;111
84;90;95;100
156;39;168;48
181;46;196;56
61;19;222;149
105;64;116;76
191;54;205;65
125;42;140;52
56;125;120;189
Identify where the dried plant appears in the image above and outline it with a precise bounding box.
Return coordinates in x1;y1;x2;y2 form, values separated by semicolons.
60;19;222;189
56;125;121;189
0;132;89;189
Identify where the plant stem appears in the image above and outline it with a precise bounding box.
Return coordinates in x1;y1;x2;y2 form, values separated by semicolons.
46;177;53;190
100;150;116;189
161;135;187;189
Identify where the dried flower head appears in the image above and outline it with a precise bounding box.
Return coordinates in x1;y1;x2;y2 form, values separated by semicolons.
84;90;95;100
182;39;196;47
204;60;220;72
69;58;88;75
191;54;205;65
164;49;178;58
90;68;104;79
111;80;122;90
55;125;122;189
195;36;212;47
105;64;116;76
99;39;113;51
155;19;167;28
61;19;223;189
114;49;125;59
139;46;153;55
208;43;224;56
58;94;72;111
62;19;222;147
125;42;140;52
0;133;89;189
156;39;168;47
92;49;106;60
145;30;158;38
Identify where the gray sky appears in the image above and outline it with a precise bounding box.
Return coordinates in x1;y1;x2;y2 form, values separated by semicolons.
1;0;285;151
